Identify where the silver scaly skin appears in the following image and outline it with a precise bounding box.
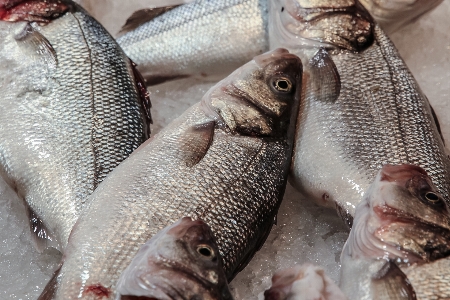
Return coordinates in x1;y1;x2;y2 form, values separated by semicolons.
359;0;443;34
401;258;450;300
269;0;450;226
38;49;303;300
116;0;268;85
0;1;149;251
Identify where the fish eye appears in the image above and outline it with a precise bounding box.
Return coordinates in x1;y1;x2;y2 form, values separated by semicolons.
424;191;441;203
271;77;293;93
196;244;214;259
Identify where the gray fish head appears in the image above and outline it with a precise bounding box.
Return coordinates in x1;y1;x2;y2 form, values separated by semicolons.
270;0;374;51
116;217;233;300
348;164;450;264
201;48;302;138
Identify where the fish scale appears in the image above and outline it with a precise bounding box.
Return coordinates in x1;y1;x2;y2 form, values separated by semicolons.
0;4;147;251
117;0;268;85
291;25;450;223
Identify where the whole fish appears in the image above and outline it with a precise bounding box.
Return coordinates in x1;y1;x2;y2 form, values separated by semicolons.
264;264;347;300
0;0;150;251
116;0;269;85
116;217;233;300
270;0;450;226
359;0;443;34
38;48;303;299
340;164;450;299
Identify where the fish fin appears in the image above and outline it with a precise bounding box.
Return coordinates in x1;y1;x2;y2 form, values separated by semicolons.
130;60;152;138
119;6;180;35
15;23;58;69
371;262;416;300
308;48;341;103
144;74;190;86
37;263;62;300
429;102;445;146
26;205;60;253
181;121;215;168
0;0;72;23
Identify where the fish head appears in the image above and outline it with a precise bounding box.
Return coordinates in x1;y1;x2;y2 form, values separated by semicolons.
349;164;450;263
116;217;233;300
201;48;303;138
270;0;374;51
372;164;450;261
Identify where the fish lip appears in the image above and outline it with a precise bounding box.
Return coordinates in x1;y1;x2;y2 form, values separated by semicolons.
374;204;450;260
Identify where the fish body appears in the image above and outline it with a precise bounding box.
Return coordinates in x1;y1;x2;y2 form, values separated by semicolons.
0;1;149;251
340;164;450;299
116;217;233;300
39;48;303;299
401;257;450;300
269;0;450;225
264;264;347;300
116;0;269;85
359;0;443;34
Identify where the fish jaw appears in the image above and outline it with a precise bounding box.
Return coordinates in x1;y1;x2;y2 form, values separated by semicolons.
269;0;374;52
116;218;233;300
345;164;450;264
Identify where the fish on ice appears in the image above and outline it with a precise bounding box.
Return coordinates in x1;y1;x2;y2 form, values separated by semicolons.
38;48;303;299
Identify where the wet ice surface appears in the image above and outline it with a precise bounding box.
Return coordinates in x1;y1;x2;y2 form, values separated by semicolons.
1;2;450;299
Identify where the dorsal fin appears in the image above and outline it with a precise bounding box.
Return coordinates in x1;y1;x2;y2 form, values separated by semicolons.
119;6;180;35
130;60;152;138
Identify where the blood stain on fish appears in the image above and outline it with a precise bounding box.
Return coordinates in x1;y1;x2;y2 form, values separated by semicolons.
83;284;111;298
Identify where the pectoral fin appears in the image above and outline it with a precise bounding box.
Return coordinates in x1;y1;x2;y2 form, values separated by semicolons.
26;206;60;253
372;261;416;300
181;121;215;167
308;48;341;103
15;23;58;70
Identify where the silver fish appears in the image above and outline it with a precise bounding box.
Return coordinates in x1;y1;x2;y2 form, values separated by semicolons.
340;164;450;299
0;0;150;251
116;0;269;85
270;0;450;226
359;0;443;34
264;264;347;300
116;217;233;300
38;48;303;300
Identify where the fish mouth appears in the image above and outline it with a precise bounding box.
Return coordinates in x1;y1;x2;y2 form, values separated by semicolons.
373;204;450;262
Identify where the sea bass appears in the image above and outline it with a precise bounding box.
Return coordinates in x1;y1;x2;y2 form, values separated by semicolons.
116;217;233;300
269;0;450;226
359;0;443;34
0;0;150;251
38;48;303;300
264;264;347;300
116;0;268;85
340;164;450;299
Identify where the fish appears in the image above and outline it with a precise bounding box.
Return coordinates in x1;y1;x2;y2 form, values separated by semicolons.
339;164;450;299
264;264;347;300
116;217;233;300
359;0;443;34
38;48;303;299
116;0;269;85
270;0;450;226
0;0;150;252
